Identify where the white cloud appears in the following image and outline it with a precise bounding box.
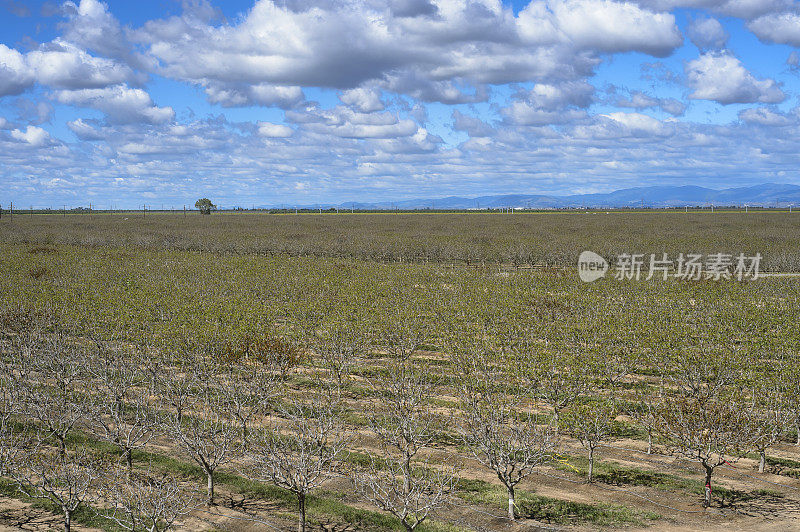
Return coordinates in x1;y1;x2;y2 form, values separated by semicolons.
748;12;800;46
10;126;52;147
67;118;106;140
27;39;140;89
54;85;175;124
687;16;728;49
602;111;672;136
738;107;793;126
133;0;683;106
452;110;495;137
547;0;683;57
257;122;294;137
614;90;686;116
685;52;785;105
503;102;588;125
204;83;304;109
339;87;385;112
0;44;34;96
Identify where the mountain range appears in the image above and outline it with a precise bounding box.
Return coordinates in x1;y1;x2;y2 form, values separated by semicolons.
282;183;800;210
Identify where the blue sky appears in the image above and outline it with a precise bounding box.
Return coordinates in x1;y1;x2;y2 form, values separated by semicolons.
1;0;800;208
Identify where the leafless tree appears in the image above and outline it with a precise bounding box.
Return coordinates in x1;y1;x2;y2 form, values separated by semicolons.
242;395;349;532
86;343;159;473
353;455;456;532
216;362;278;444
101;464;200;532
523;350;592;424
355;360;455;531
560;399;617;482
163;360;242;506
12;446;102;532
306;322;363;391
460;381;557;520
743;371;790;474
654;392;755;507
11;332;93;456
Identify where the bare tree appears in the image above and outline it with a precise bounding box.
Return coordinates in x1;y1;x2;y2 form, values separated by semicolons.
11;332;92;456
306;322;363;391
654;392;755;507
243;396;349;532
743;371;790;474
460;382;557;520
12;446;102;532
353;455;456;532
163;360;242;506
561;399;617;482
86;343;158;473
356;360;455;530
101;464;200;532
523;350;592;424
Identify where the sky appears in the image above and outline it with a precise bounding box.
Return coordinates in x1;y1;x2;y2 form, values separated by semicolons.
1;0;800;208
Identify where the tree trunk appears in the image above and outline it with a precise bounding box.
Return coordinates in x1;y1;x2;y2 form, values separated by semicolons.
206;469;215;506
297;492;306;532
588;445;595;483
759;450;766;473
646;431;652;455
507;485;515;520
703;465;713;507
403;453;411;495
64;509;71;532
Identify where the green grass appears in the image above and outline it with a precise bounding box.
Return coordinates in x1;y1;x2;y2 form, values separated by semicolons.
456;477;659;526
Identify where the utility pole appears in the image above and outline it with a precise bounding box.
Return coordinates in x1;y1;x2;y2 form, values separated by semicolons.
9;202;12;221
183;205;186;217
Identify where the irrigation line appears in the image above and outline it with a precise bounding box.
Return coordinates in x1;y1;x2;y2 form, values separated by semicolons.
719;463;800;491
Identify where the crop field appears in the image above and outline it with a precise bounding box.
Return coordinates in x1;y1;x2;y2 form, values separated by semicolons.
1;213;800;532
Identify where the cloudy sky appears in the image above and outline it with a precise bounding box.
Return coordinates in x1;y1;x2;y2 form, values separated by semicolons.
1;0;799;208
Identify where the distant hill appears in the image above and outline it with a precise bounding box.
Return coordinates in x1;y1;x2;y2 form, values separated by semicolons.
262;183;800;210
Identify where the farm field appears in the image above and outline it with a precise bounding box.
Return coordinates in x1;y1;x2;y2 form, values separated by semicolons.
1;213;800;532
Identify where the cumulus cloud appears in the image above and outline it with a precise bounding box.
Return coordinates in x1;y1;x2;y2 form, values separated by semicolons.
203;82;304;108
547;0;683;57
685;52;785;104
257;122;294;137
61;0;145;68
10;126;52;147
631;0;794;20
687;16;729;49
452;110;495;137
748;12;800;46
67;118;106;140
339;87;385;112
0;36;140;97
738;107;794;126
0;44;35;96
601;111;672;136
132;0;683;106
54;85;175;124
614;90;686;116
27;39;141;89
